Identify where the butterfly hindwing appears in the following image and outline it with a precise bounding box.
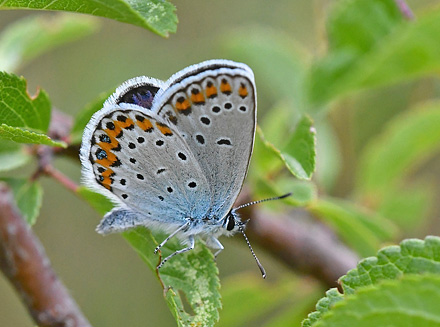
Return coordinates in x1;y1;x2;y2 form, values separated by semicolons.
80;104;212;233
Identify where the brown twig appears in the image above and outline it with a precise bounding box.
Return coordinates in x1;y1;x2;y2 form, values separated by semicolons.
0;182;92;327
30;108;79;193
44;165;79;193
246;209;359;289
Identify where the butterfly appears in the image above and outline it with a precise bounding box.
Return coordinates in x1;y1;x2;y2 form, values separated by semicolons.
80;59;287;277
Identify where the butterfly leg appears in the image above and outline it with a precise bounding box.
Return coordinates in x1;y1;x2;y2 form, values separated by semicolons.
154;221;191;254
207;236;224;260
157;235;195;269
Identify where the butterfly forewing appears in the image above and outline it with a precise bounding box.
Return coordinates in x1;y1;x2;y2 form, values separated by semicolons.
154;62;256;219
81;105;212;227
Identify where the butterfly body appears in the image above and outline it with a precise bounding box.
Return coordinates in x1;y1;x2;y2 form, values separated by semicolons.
80;60;256;266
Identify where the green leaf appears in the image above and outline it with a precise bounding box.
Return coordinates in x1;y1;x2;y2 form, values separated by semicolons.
0;72;64;147
249;102;295;179
218;274;300;327
349;7;440;91
308;1;440;110
221;27;310;111
0;14;99;72
77;186;113;215
124;229;221;327
302;289;343;327
276;178;317;206
314;275;440;327
250;105;317;204
0;140;31;172
257;115;316;180
303;236;440;327
281;115;316;179
327;0;404;53
0;124;66;147
0;72;51;132
0;0;177;37
80;187;221;326
265;281;324;327
309;198;398;257
341;236;440;293
307;0;404;107
259;102;302;152
356;101;440;202
249;103;298;182
378;183;433;231
71;90;113;144
313;120;341;191
2;178;43;225
249;127;284;179
250;177;316;208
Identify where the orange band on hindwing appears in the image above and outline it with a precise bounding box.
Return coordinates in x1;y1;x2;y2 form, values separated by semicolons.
99;168;115;190
104;121;122;139
115;117;134;130
135;114;154;132
97;133;120;153
95;148;119;168
175;96;192;115
205;84;217;98
156;122;173;136
191;89;205;104
238;83;248;98
220;78;232;95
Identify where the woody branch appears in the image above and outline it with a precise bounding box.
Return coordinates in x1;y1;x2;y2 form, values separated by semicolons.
0;182;92;327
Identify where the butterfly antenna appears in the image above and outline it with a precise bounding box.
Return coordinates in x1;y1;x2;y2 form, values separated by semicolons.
238;224;266;279
234;192;291;279
235;192;292;211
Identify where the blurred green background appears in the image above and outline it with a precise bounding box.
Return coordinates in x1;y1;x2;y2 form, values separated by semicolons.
1;0;440;326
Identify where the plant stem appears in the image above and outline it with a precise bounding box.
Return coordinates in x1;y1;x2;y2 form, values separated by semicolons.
44;165;79;193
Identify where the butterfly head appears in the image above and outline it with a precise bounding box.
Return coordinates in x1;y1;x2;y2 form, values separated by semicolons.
222;209;243;234
222;193;292;278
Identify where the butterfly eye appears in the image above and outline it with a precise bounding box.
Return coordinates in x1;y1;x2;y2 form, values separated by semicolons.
226;215;235;231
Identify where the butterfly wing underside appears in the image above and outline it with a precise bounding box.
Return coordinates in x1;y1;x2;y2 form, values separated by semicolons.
80;105;212;234
81;60;256;235
154;61;256;220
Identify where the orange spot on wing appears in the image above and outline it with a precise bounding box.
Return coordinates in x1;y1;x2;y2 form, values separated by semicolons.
156;122;173;136
191;92;205;104
96;150;118;168
220;80;232;94
101;169;115;189
238;84;248;98
136;117;153;132
98;138;119;153
105;125;122;139
115;118;134;130
175;97;191;112
205;85;217;98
